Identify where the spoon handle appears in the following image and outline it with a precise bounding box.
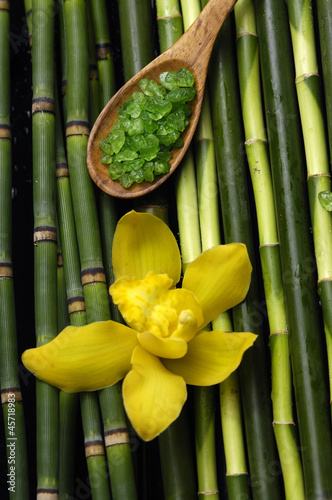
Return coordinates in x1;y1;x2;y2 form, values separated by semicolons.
167;0;237;70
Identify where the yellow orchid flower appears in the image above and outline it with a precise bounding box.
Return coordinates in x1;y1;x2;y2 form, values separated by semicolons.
22;210;257;441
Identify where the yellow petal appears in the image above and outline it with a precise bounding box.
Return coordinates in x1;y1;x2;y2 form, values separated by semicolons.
163;330;257;386
182;243;252;326
22;321;138;392
112;210;181;283
137;331;188;358
122;346;187;441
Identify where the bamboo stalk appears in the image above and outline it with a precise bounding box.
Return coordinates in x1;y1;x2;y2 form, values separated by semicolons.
253;0;332;496
61;2;112;498
316;0;332;162
287;0;332;417
117;0;155;82
64;2;137;498
0;3;29;496
31;0;59;496
55;92;81;500
234;1;305;497
89;0;119;321
58;0;68;118
209;14;282;499
87;0;100;127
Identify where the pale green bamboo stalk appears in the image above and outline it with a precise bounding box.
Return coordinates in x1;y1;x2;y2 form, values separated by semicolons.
234;1;305;498
287;0;332;414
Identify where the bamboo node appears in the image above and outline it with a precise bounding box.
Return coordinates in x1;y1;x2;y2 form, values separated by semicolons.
295;71;319;84
0;262;13;279
225;471;249;477
32;97;55;115
67;296;86;314
105;428;130;447
197;489;219;495
56;162;69;178
33;226;57;244
0;0;10;11
1;388;22;405
156;14;182;21
0;124;11;139
89;66;99;81
85;440;105;458
236;27;258;40
66;120;90;137
307;172;331;180
196;136;214;142
96;42;112;60
245;137;267;146
272;420;296;426
57;252;63;267
318;276;332;284
81;267;106;286
259;242;280;249
36;489;59;499
61;79;67;96
269;330;288;337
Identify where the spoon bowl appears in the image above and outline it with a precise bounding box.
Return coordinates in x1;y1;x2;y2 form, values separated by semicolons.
87;0;236;198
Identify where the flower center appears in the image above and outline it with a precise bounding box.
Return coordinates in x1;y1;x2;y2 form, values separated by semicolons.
109;271;204;344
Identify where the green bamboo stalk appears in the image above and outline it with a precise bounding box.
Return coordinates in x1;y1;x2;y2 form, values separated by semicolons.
0;3;29;496
209;15;282;499
31;0;59;496
234;1;305;497
55;92;82;500
57;242;79;500
316;0;332;162
61;3;112;499
117;0;155;82
287;0;332;417
156;0;183;53
253;0;332;496
87;0;100;127
58;0;68;118
195;5;250;495
89;0;119;321
64;2;137;498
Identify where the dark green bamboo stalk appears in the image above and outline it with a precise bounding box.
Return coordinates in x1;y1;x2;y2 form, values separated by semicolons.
31;0;59;496
253;0;332;496
287;0;332;418
209;15;282;500
117;0;155;82
316;0;332;162
234;1;305;497
64;2;137;498
0;3;29;496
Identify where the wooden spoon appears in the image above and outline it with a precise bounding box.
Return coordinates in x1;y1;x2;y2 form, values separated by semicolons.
87;0;236;199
